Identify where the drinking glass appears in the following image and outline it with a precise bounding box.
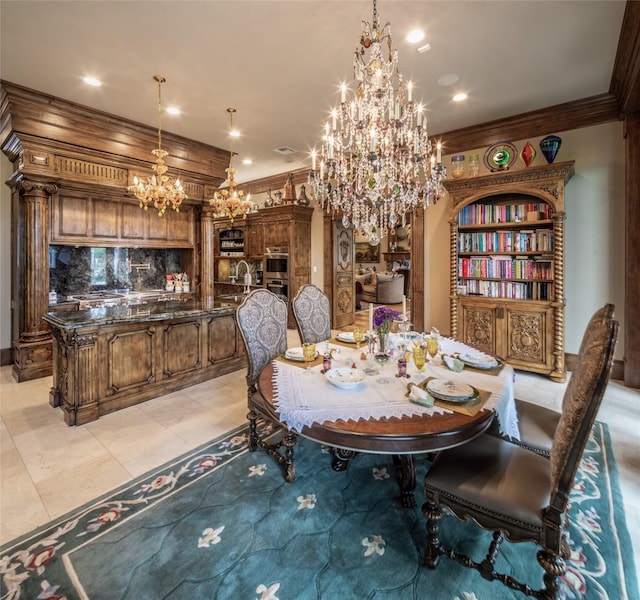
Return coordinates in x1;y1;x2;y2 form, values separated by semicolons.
374;350;391;383
413;345;427;372
426;336;439;361
353;326;365;349
303;342;317;374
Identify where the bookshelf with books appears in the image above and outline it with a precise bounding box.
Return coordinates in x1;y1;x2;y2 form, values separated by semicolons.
444;161;575;381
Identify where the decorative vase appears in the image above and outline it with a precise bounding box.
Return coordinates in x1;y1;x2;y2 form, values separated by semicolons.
378;330;388;353
297;184;311;206
539;135;562;164
520;142;536;167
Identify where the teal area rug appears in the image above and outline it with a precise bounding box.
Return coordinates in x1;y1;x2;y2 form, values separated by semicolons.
2;422;637;599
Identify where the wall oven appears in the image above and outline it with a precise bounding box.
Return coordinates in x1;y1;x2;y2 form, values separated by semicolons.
265;278;288;301
265;247;289;279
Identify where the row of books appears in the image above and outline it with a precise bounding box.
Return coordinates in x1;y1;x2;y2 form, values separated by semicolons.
461;280;554;300
458;229;554;253
459;257;554;280
457;202;552;226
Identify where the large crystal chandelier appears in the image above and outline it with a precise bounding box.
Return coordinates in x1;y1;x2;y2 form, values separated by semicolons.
128;75;187;217
208;108;253;223
310;0;446;243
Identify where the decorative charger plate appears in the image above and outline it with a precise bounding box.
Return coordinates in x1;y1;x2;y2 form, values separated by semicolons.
426;379;476;402
325;368;366;389
285;347;319;362
483;142;518;172
336;331;369;343
459;352;499;369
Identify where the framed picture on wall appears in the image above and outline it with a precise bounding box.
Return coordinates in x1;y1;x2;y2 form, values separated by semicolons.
355;242;380;263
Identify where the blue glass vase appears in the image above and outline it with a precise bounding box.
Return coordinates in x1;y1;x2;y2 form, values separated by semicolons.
539;135;562;164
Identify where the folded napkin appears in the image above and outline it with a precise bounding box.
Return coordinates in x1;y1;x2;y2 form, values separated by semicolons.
408;383;435;407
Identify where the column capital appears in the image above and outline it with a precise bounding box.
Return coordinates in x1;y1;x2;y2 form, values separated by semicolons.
17;179;58;195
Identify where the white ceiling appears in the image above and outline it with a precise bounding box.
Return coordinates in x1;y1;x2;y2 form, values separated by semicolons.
0;0;627;183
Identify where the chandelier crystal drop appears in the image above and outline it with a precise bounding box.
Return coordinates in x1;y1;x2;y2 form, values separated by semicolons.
128;75;187;217
309;0;446;240
208;108;253;223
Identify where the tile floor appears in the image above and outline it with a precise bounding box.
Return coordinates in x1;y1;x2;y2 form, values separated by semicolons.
1;331;639;585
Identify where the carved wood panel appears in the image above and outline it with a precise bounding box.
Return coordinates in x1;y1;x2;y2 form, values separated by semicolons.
163;320;202;376
207;315;237;363
107;327;155;392
460;303;497;354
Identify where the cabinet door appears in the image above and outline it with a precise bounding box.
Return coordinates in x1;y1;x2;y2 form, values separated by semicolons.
504;304;553;370
246;221;264;258
458;299;499;355
93;199;119;239
263;220;290;248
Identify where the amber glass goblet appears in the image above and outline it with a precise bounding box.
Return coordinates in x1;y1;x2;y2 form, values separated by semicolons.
303;342;317;374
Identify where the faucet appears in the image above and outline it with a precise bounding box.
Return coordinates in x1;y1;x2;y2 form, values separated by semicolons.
235;260;252;294
127;261;150;291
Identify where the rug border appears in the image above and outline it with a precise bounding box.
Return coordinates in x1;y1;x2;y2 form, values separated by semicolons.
0;423;249;552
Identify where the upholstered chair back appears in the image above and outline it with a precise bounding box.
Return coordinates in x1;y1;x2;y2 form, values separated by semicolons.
237;289;288;386
292;284;331;345
550;304;617;503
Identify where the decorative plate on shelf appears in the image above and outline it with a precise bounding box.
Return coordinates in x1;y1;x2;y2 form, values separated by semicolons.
285;347;319;362
325;368;366;389
426;379;476;402
483;142;518;172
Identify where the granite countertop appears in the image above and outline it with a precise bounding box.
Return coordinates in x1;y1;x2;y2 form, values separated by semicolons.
42;298;236;329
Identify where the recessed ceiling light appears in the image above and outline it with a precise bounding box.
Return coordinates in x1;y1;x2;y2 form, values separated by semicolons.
230;130;240;138
453;93;468;102
83;76;101;87
166;106;181;115
437;74;459;87
417;43;431;54
406;29;425;44
242;158;253;165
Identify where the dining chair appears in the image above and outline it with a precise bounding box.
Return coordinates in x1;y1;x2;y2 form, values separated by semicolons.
422;303;618;600
236;288;297;482
491;304;613;457
292;283;331;345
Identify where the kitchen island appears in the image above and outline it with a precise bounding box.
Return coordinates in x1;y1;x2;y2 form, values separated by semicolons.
43;298;246;425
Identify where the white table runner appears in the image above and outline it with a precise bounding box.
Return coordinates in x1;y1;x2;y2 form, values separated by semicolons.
272;337;519;440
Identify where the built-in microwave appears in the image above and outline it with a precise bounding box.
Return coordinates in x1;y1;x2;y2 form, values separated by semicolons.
265;247;289;279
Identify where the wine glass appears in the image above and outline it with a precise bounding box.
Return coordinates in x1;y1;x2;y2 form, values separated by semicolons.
413;345;427;372
374;350;391;383
353;326;365;349
426;336;439;361
302;342;317;374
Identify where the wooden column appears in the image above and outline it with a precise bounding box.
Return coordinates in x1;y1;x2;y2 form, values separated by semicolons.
625;111;640;387
200;205;216;298
12;180;57;381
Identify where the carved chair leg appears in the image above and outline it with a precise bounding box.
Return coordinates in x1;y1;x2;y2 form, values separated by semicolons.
537;548;566;600
422;499;444;569
247;409;258;452
283;431;297;483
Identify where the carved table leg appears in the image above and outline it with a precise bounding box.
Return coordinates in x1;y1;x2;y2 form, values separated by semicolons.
392;454;417;507
331;448;357;471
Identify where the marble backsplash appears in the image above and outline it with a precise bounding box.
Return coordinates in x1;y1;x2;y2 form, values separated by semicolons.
49;246;183;296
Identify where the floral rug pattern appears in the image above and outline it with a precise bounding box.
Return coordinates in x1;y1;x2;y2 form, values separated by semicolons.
1;422;637;600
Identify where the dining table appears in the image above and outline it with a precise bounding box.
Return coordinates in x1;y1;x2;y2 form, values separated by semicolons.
257;333;518;507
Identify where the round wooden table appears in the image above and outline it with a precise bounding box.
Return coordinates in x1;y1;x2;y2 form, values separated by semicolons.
258;363;496;507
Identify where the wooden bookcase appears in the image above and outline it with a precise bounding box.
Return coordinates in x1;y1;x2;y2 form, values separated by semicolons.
444;161;574;381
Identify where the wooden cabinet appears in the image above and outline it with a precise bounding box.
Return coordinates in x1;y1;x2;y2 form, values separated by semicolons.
444;161;574;381
51;193;195;247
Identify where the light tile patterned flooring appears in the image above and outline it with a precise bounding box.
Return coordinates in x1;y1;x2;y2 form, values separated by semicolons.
1;327;639;584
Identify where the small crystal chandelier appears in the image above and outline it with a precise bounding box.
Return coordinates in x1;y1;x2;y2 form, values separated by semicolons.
309;0;446;243
128;75;187;217
208;108;253;223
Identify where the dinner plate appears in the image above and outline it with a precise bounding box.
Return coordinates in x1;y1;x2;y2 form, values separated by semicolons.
336;331;369;343
459;352;499;369
325;368;366;389
426;379;476;402
285;347;319;362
